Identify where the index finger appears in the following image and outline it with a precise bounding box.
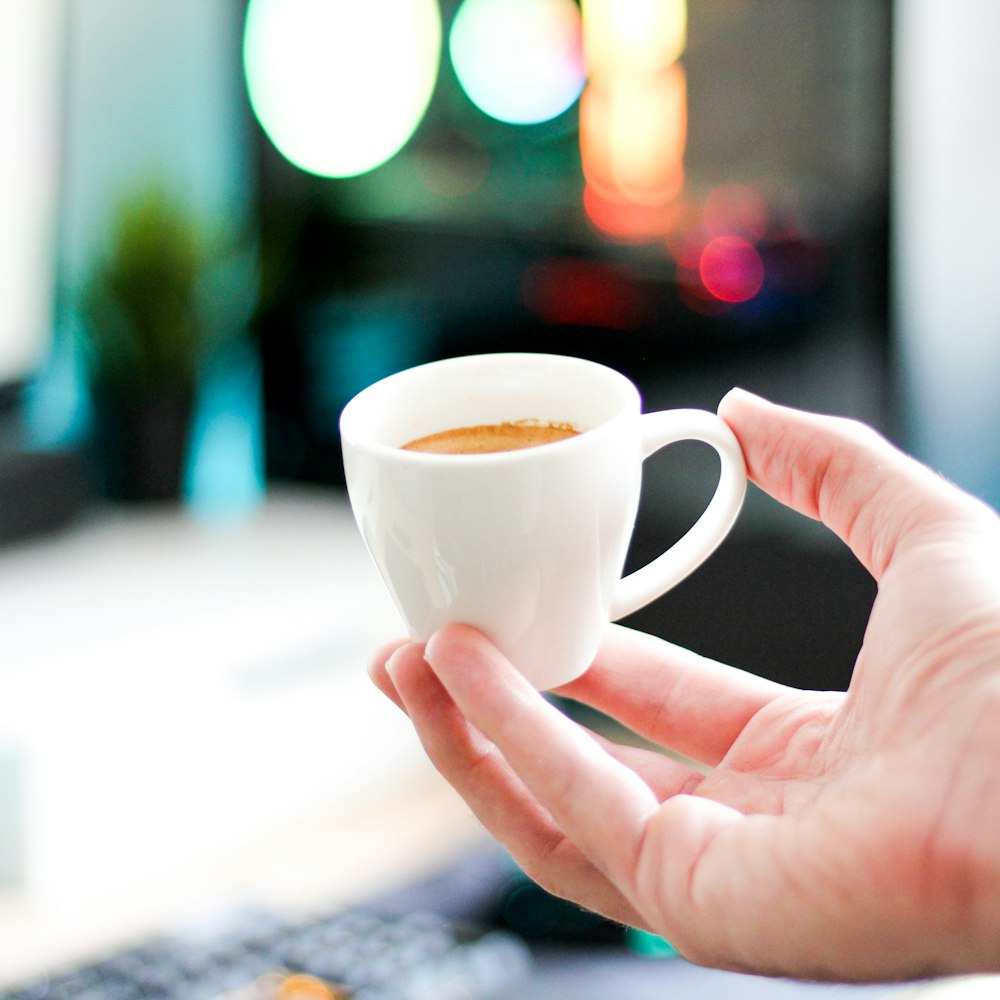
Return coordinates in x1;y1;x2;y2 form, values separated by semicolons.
421;624;662;900
717;389;993;579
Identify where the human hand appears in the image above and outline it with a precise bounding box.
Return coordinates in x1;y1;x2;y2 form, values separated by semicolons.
368;389;1000;982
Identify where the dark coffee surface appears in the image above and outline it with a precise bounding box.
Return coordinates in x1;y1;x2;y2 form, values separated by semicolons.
402;420;579;455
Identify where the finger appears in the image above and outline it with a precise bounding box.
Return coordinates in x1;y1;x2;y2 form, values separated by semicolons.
423;624;670;904
554;624;787;767
717;388;992;579
375;635;709;802
385;640;648;927
367;637;411;711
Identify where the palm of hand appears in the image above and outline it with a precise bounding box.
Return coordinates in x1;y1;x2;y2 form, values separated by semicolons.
632;519;1000;977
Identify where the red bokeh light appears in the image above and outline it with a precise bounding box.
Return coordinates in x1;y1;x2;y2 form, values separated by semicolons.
699;236;765;303
582;183;682;243
522;257;649;330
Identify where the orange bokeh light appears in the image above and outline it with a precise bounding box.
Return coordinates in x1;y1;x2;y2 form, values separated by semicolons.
579;0;688;242
583;184;686;243
582;0;686;77
580;65;686;207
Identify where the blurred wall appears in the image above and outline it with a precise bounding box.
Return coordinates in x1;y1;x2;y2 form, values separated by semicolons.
0;0;61;387
60;0;251;284
894;0;1000;509
30;0;252;445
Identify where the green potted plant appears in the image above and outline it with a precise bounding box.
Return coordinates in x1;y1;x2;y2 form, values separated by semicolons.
81;183;209;501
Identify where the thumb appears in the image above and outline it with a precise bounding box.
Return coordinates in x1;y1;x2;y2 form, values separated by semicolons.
648;795;808;974
648;794;934;980
716;389;988;579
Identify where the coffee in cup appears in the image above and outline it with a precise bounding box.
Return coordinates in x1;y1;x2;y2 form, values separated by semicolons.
402;420;580;455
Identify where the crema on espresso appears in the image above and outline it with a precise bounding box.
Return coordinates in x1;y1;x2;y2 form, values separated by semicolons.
402;420;579;455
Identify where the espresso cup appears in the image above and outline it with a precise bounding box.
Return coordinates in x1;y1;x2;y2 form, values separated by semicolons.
340;353;746;690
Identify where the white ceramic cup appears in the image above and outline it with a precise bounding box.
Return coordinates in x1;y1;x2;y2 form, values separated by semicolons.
340;353;746;690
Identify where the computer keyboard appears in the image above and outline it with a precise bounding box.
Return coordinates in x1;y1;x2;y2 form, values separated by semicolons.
0;904;533;1000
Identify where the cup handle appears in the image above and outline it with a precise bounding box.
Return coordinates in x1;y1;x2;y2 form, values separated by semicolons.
609;409;747;622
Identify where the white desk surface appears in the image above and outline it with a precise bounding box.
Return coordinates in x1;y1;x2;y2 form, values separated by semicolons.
0;488;488;985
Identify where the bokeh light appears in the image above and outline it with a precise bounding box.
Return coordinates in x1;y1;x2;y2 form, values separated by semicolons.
579;0;688;241
243;0;441;178
522;257;649;330
583;184;686;243
580;65;686;206
449;0;585;125
413;128;490;198
699;236;765;303
582;0;686;77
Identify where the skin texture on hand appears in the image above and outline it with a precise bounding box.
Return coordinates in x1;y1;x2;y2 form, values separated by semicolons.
368;389;1000;982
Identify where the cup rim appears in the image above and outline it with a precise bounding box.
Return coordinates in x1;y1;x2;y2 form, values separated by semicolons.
339;352;640;464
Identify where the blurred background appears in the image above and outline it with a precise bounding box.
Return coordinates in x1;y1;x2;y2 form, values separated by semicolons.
1;0;999;987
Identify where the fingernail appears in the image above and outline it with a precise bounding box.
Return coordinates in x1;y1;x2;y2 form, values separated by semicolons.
718;387;773;417
384;646;407;679
424;627;465;672
423;630;442;666
721;386;758;403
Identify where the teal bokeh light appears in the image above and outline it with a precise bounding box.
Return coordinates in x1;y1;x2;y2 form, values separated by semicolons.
449;0;585;125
